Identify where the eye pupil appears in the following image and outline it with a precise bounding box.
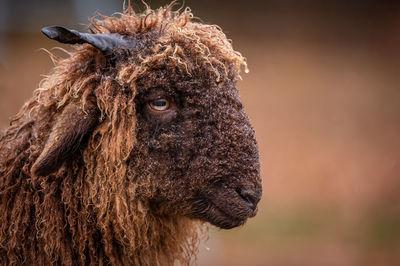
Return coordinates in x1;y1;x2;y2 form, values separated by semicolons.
154;99;167;107
149;98;169;111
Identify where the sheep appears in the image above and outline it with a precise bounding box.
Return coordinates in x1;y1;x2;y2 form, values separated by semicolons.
0;3;262;265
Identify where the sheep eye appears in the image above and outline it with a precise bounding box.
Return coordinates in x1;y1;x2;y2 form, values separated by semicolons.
149;99;169;111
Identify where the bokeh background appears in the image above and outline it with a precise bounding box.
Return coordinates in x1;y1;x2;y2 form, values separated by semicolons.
1;0;400;265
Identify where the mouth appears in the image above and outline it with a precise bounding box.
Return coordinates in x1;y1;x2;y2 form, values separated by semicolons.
191;192;259;229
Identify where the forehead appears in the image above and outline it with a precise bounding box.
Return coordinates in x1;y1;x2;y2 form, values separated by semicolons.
123;29;243;96
135;67;238;96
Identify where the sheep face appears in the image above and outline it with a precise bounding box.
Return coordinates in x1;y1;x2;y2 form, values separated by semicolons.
131;67;262;229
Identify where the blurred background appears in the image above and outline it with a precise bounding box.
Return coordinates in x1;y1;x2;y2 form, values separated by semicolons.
1;0;400;265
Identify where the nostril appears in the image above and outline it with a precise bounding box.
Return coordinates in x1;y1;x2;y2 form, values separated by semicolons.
236;188;261;210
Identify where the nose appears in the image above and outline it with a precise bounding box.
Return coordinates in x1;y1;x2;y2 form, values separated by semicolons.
236;188;261;211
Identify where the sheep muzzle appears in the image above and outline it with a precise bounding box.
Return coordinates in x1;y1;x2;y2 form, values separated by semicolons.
192;181;262;229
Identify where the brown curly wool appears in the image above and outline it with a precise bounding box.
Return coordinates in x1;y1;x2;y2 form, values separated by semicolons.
0;3;261;265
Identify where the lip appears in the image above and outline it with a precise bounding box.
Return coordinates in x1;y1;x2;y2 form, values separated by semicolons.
191;195;258;229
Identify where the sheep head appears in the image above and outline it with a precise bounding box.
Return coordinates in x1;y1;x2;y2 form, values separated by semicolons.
0;5;264;264
33;6;262;231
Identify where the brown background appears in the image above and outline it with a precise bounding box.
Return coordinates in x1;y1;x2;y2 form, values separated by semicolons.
1;1;400;265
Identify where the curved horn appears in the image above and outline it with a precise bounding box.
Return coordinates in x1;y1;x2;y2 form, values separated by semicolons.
41;26;135;56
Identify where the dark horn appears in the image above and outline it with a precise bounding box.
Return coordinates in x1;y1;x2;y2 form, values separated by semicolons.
41;26;134;56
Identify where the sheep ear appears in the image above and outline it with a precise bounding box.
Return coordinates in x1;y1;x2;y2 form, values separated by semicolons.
41;26;135;56
31;100;99;177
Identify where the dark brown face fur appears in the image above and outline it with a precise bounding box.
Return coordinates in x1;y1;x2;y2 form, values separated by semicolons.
131;68;262;229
